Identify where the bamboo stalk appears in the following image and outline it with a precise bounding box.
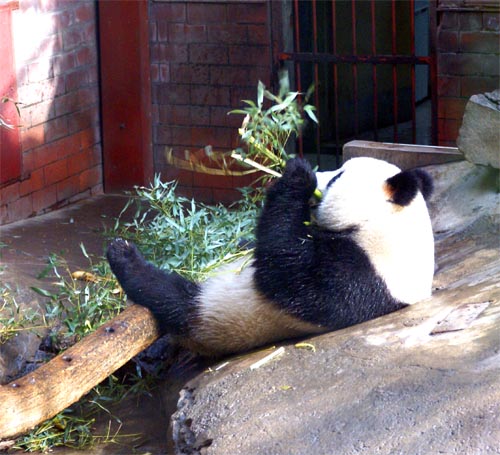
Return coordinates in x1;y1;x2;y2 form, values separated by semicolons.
0;304;159;440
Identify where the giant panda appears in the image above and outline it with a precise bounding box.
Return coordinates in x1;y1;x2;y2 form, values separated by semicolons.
106;157;434;357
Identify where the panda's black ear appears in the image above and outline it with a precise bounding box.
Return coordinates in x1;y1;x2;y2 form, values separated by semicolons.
386;169;434;206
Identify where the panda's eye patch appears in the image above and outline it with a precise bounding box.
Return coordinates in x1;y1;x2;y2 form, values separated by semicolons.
326;171;344;188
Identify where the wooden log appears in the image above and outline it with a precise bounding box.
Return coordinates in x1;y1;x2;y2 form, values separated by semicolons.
0;304;160;440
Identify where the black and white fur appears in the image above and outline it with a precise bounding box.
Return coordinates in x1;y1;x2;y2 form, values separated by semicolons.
107;157;434;356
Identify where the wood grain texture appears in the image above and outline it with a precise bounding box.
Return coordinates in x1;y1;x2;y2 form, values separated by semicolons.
0;304;159;439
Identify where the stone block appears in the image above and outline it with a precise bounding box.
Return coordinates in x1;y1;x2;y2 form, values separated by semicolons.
457;89;500;169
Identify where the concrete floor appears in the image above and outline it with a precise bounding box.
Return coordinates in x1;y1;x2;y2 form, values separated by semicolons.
0;195;170;454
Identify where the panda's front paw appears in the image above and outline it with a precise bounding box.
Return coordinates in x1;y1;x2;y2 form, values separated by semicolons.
282;158;317;196
106;238;144;278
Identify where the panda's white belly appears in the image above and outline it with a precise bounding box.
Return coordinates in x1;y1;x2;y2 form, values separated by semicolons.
185;258;324;356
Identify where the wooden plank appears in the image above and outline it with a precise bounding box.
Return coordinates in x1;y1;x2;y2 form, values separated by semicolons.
343;140;464;169
0;304;159;439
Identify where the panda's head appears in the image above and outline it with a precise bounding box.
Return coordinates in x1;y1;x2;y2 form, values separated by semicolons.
315;157;435;304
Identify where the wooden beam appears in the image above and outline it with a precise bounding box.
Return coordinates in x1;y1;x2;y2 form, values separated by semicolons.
0;305;159;440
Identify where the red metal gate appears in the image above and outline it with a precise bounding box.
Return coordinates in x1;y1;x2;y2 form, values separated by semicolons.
279;0;438;169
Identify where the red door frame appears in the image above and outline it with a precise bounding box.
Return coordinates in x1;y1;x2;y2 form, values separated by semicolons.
98;0;153;192
0;1;21;186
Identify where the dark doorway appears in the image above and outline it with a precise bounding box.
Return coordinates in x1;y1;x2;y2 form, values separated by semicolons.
279;0;437;169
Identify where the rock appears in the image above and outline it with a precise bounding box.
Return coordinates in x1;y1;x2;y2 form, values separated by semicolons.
457;89;500;169
167;160;500;455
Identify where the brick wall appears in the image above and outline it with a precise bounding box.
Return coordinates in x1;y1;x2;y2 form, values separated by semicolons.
437;1;499;146
149;0;274;203
0;0;101;225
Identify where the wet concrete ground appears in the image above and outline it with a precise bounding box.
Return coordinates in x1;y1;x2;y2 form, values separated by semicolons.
0;195;170;454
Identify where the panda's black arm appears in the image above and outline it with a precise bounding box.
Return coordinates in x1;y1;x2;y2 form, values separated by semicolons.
254;158;317;273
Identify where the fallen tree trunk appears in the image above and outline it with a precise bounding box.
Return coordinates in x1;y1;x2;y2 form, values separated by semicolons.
0;304;159;440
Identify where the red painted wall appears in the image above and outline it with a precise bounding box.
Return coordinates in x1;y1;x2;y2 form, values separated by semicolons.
0;0;102;225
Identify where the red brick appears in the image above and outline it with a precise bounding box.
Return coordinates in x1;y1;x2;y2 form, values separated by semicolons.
87;65;98;84
150;20;157;42
229;46;270;65
439;11;458;30
65;68;89;91
32;185;57;213
56;174;80;201
44;158;68;185
189;43;228;64
54;91;79;116
75;2;94;23
191;106;210;126
20;125;45;152
438;97;467;121
227;3;267;24
151;2;186;22
23;150;37;174
170;64;209;84
187;3;227;24
438;118;461;143
210;106;241;128
79;165;102;190
461;76;499;97
247;25;269;45
34;143;58;168
168;24;207;43
483;13;500;32
194;172;234;190
52;52;76;76
55;9;73;29
230;87;259;107
157;21;167;42
190;126;232;148
190;85;230;106
154;124;172;144
482;54;500;76
79;127;98;149
82;22;97;43
27;100;55;127
459;12;482;31
54;133;81;159
158;105;190;125
17;77;65;105
151;43;188;63
212;188;242;204
19;168;44;196
438;76;461;97
76;46;94;66
460;31;499;53
153;83;191;105
44;116;68;142
208;24;247;45
90;144;102;167
0;204;8;224
158;64;170;83
67;150;88;177
62;29;83;51
438;53;484;76
170;126;193;146
7;195;33;221
0;182;20;205
28;60;53;83
210;66;266;86
437;30;458;52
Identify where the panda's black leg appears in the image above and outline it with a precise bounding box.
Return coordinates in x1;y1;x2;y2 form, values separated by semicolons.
106;238;199;336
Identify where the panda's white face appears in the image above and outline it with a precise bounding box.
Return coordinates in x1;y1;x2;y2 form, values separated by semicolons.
315;157;435;304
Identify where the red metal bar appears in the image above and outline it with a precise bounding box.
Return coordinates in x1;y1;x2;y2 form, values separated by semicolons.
371;0;378;142
429;0;438;145
351;0;359;136
332;0;340;166
391;0;399;142
312;0;321;165
410;0;416;143
293;0;303;156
